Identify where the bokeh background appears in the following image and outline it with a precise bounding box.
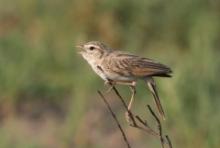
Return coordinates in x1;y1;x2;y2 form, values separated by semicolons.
0;0;220;147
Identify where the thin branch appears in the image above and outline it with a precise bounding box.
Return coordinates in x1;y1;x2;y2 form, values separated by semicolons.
110;86;173;148
97;85;173;147
112;86;159;137
147;105;165;148
112;86;137;126
135;115;158;137
97;90;131;148
166;135;173;148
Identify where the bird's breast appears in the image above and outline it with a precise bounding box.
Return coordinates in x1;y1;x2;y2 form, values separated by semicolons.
87;59;108;81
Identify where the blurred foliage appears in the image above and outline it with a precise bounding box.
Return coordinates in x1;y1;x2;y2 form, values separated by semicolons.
0;0;220;148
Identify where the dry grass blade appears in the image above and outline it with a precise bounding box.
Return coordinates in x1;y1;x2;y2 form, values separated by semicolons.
98;86;173;148
112;86;137;126
135;115;158;136
97;90;131;148
147;105;165;148
166;135;173;148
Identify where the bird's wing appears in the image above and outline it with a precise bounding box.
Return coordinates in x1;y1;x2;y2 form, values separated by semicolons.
111;52;172;77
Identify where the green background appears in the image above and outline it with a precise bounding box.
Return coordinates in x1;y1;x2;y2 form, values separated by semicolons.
0;0;220;147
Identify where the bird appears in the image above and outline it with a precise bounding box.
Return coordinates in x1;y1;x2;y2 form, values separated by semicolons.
77;41;172;120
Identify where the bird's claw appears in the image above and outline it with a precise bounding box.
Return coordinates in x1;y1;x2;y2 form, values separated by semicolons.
104;80;114;93
125;111;133;124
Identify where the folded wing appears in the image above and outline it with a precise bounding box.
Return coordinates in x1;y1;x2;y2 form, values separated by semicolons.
112;53;172;78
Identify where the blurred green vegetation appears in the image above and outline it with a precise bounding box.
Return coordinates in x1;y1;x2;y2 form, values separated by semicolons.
0;0;220;147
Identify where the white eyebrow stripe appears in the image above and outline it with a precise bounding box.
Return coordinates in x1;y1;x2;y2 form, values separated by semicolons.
85;44;100;49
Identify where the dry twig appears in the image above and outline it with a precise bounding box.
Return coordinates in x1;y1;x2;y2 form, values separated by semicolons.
98;90;131;148
147;105;164;148
97;86;173;148
166;135;173;148
112;86;137;126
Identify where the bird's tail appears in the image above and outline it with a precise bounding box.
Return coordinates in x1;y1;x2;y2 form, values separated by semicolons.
145;78;165;120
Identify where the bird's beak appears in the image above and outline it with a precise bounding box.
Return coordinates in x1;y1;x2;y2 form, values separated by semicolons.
76;44;84;54
76;44;83;49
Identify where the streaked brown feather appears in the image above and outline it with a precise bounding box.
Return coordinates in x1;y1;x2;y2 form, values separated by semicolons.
108;52;172;78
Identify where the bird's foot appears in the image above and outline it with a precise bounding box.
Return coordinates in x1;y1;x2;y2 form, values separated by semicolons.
104;80;115;93
125;111;133;125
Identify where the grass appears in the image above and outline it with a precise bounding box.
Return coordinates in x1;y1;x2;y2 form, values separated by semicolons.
0;0;220;147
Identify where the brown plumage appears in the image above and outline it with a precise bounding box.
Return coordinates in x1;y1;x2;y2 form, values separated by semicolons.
77;41;172;120
106;53;172;78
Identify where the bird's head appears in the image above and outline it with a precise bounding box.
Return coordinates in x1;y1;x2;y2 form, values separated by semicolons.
76;41;111;61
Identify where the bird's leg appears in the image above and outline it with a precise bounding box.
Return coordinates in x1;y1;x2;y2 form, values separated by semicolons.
146;78;165;120
128;85;136;110
125;81;136;123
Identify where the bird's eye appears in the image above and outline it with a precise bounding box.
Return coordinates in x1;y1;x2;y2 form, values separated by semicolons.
89;46;95;50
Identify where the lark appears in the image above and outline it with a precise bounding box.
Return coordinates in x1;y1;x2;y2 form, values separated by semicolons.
77;41;172;120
